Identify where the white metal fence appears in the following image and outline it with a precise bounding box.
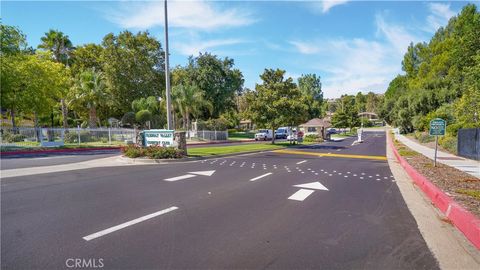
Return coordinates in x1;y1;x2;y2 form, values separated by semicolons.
187;130;228;141
0;126;136;148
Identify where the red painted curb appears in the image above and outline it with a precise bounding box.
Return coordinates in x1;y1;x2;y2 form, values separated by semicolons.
0;147;121;156
389;134;480;250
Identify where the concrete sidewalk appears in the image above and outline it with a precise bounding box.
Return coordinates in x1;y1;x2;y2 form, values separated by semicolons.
395;134;480;179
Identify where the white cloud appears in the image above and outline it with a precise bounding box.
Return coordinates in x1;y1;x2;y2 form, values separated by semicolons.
175;38;245;56
289;12;426;98
310;0;350;14
289;41;321;54
106;0;255;31
375;12;422;54
426;3;456;32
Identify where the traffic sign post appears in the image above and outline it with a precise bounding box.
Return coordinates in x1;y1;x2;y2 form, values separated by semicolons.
429;118;446;167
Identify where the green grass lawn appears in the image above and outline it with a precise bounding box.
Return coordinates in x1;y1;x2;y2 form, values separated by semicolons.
188;143;284;156
187;141;315;156
228;132;255;140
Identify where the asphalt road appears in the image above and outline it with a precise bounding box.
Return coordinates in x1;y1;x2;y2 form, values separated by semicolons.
0;140;283;170
1;131;439;269
0;150;120;170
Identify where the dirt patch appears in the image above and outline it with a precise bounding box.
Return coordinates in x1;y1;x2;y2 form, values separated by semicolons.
394;139;480;218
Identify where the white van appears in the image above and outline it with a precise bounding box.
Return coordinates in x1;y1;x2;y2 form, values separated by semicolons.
255;129;273;141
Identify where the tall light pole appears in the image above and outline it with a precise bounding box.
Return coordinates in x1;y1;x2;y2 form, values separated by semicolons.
164;0;173;130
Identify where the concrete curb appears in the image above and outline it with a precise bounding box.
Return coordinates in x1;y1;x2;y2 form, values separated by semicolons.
118;149;274;164
388;133;480;250
1;147;121;156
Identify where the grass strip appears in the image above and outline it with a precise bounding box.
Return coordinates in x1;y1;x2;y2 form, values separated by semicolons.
188;143;284;156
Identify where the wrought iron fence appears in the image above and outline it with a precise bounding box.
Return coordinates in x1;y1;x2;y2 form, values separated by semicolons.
0;126;137;149
187;130;228;141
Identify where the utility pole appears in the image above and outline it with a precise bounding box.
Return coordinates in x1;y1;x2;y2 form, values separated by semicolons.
164;0;173;130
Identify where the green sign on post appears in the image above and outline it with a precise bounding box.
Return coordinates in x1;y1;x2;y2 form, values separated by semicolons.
429;118;446;167
429;118;446;136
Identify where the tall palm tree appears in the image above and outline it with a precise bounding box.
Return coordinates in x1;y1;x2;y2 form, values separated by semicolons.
38;30;74;129
38;29;74;65
70;69;107;128
172;84;212;130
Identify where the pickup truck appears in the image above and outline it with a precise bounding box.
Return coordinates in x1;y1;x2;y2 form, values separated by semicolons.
255;129;273;141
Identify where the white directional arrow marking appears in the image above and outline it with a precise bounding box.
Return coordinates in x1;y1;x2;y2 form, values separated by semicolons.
293;181;329;191
164;174;197;182
288;181;329;201
288;189;315;201
189;170;216;176
164;170;216;181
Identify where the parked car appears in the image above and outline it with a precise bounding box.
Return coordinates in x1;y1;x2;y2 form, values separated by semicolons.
287;130;297;141
326;128;338;135
275;127;291;139
255;129;273;141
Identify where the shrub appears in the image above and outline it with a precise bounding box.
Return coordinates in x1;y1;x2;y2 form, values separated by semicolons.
135;110;152;126
64;131;96;143
122;145;145;158
121;112;136;127
64;132;78;143
413;131;435;143
144;146;185;159
1;131;26;142
439;135;457;154
303;134;323;143
121;145;185;159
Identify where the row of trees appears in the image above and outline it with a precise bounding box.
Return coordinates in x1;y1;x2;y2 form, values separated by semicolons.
329;92;384;129
1;25;245;130
381;4;480;136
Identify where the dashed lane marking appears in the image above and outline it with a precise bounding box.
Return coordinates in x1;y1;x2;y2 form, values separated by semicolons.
249;172;273;182
83;206;178;241
296;160;307;165
273;149;387;161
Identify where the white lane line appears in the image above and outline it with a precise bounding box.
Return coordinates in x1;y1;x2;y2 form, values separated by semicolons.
164;174;196;181
249;172;273;182
83;206;178;241
288;189;315;201
296;160;307;165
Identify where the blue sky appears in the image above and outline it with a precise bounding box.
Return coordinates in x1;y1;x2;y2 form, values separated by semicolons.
2;1;476;98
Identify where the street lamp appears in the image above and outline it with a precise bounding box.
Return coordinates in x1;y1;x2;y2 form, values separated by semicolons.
164;0;173;130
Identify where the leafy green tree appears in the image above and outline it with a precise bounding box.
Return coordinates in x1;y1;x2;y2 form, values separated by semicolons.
1;52;69;129
0;25;29;55
331;95;359;129
70;69;108;128
121;112;136;127
102;30;165;114
71;43;104;75
37;29;74;65
135;110;152;128
172;83;212;130
131;96;166;128
179;53;244;118
298;74;323;118
355;92;366;113
247;69;308;143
